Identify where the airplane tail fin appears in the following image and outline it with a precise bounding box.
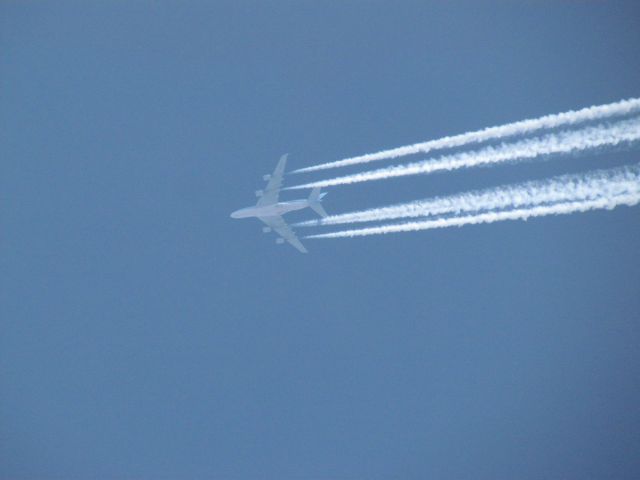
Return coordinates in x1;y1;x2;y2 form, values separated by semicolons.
308;187;328;218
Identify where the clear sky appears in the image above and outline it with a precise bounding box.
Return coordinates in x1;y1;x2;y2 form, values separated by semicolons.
2;2;640;478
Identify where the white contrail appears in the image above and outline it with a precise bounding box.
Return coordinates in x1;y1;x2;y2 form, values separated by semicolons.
295;165;640;228
293;97;640;173
306;194;640;239
287;117;640;190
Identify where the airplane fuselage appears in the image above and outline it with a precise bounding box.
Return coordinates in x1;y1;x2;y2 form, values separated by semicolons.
230;199;310;219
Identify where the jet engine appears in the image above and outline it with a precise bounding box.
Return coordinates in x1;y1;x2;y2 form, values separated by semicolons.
263;174;271;181
262;227;272;233
276;238;284;244
255;189;263;197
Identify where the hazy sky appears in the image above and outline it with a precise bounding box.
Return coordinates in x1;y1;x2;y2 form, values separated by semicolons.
2;2;640;478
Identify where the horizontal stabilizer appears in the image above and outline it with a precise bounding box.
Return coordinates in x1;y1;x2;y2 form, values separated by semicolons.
308;187;328;218
310;203;328;218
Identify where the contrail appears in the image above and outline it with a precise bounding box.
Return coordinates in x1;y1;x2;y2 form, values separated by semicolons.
293;97;640;173
305;194;640;239
295;165;640;228
287;117;640;190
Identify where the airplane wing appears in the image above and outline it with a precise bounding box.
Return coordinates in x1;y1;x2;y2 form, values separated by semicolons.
257;154;287;206
259;215;308;253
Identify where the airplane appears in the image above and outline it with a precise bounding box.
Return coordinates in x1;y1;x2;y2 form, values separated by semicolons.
230;154;328;253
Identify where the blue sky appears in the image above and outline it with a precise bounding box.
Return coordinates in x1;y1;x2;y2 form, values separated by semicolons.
2;2;640;478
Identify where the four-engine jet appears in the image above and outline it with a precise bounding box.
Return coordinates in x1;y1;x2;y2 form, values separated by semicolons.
230;154;328;253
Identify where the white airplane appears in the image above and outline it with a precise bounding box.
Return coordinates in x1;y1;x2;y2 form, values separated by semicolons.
230;154;328;253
